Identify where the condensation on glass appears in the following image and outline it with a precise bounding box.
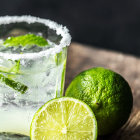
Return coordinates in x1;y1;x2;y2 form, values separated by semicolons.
0;16;71;140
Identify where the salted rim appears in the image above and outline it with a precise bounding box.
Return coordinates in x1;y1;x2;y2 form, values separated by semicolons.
0;15;71;60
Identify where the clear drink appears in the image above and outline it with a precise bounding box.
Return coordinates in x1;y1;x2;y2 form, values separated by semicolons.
0;16;71;139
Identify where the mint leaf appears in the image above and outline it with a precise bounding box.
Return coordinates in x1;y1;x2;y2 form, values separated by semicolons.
4;34;48;47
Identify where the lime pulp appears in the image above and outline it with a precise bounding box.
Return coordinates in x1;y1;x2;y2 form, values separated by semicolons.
30;97;97;140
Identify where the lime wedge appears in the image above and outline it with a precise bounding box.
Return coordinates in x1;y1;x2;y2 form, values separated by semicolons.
0;66;11;74
55;47;67;66
30;97;97;140
0;74;28;94
55;51;63;66
4;34;48;47
0;60;27;94
9;60;21;74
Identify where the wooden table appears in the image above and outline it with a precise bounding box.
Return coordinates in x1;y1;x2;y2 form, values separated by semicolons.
65;42;140;140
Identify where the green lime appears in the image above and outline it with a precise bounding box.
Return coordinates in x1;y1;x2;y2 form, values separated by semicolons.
65;67;133;135
0;66;12;74
0;60;21;75
55;47;67;66
4;34;48;47
0;74;28;94
0;59;28;94
30;97;97;140
1;33;48;93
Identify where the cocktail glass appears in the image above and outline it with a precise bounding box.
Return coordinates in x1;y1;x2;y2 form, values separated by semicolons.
0;16;71;139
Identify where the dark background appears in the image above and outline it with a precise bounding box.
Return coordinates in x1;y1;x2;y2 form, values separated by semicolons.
1;0;140;56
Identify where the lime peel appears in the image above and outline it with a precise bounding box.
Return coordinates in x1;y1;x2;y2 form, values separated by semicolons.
0;74;28;94
65;67;133;135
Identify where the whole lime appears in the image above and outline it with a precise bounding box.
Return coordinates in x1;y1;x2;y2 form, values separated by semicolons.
65;67;133;135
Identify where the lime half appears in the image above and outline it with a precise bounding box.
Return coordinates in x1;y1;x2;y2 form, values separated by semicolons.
30;97;97;140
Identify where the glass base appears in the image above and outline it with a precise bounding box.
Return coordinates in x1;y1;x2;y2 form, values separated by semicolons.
0;133;30;140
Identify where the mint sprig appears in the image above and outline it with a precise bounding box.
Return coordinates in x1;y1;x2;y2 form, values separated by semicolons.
0;33;49;94
4;34;48;47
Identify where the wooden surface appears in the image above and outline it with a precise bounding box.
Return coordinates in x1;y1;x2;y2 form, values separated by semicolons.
65;42;140;140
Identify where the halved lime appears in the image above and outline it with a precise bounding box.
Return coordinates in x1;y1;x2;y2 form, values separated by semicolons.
30;97;97;140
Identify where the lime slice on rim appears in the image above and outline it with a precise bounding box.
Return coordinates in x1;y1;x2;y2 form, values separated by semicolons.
30;97;97;140
4;34;48;47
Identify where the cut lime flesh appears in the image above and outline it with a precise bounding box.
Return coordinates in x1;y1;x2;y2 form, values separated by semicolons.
30;97;97;140
0;74;28;94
